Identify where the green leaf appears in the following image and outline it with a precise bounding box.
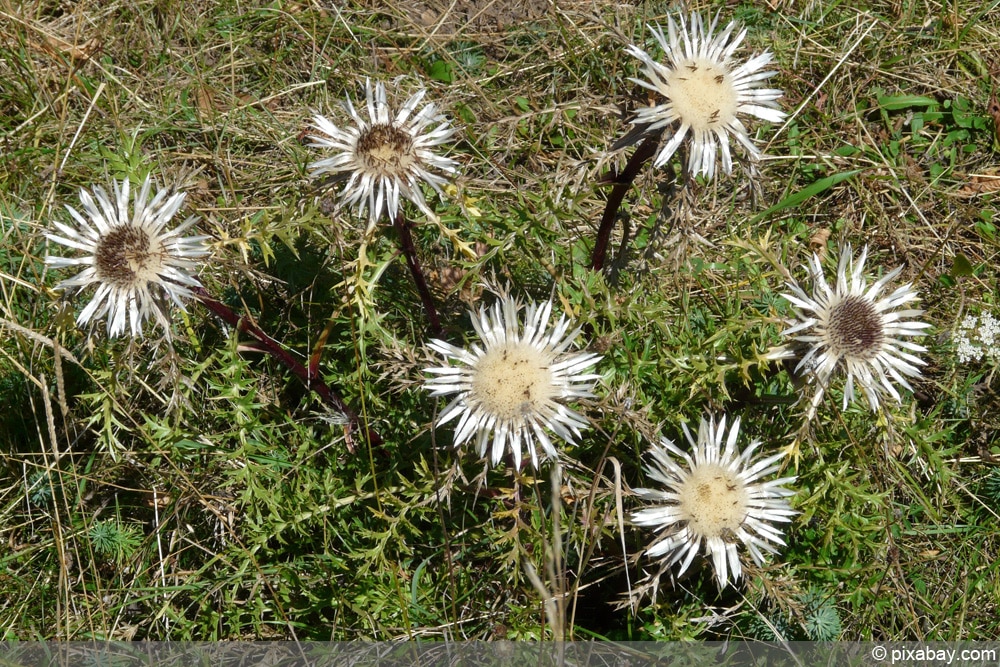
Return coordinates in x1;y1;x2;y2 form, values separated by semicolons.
174;438;213;450
950;253;974;277
750;170;862;223
877;95;939;110
426;59;453;83
953;107;987;129
455;102;476;125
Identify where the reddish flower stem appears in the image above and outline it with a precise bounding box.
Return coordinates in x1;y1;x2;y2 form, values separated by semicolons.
590;136;658;272
393;213;443;338
193;286;380;450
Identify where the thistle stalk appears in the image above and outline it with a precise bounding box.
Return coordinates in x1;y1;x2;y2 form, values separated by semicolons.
590;136;658;272
193;287;380;450
393;213;443;338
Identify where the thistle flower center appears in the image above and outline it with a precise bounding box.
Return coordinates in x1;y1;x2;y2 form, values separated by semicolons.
357;123;416;176
677;462;748;539
666;58;737;131
470;343;555;422
94;225;163;286
826;295;884;360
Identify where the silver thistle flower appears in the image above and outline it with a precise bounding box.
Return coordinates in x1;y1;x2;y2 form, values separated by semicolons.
308;78;459;230
46;176;209;338
424;296;602;470
620;13;786;180
770;245;931;412
632;414;797;590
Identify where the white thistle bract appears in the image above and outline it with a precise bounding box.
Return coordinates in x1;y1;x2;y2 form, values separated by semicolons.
424;297;602;470
308;78;459;229
624;13;786;180
771;245;931;412
46;176;209;338
632;415;797;590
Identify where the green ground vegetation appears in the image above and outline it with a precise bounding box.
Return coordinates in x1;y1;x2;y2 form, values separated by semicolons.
1;0;999;640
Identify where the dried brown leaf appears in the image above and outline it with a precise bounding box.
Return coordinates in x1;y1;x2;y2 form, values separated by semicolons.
809;228;831;257
37;35;100;62
955;174;1000;197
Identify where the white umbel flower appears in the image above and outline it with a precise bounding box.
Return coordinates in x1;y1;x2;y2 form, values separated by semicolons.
308;78;459;229
771;245;931;412
632;415;797;590
424;297;602;470
624;13;786;180
955;312;1000;364
46;176;210;338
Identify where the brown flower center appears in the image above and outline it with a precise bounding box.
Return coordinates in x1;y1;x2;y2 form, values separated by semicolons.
357;123;416;176
826;295;884;361
94;225;160;287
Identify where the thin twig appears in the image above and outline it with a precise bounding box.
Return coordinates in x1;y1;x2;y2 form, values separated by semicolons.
193;287;379;450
